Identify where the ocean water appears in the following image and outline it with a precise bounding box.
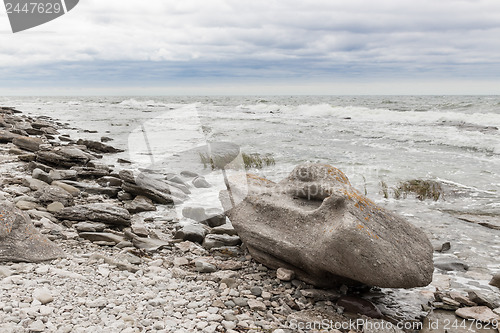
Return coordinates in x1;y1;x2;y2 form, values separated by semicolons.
1;95;499;317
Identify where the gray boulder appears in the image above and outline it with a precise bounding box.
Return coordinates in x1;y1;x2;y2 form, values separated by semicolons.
34;185;74;207
124;195;157;214
12;136;44;152
36;146;93;168
174;223;207;244
221;163;434;288
0;202;64;262
57;203;131;226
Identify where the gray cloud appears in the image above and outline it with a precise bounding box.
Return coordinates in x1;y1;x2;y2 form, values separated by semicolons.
0;0;499;91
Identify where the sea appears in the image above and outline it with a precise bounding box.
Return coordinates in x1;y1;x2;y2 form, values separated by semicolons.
1;95;499;320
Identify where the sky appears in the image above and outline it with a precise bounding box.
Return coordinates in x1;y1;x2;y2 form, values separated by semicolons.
1;0;500;95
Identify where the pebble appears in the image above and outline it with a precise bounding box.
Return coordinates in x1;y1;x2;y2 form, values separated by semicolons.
276;267;295;281
32;288;53;305
195;260;217;273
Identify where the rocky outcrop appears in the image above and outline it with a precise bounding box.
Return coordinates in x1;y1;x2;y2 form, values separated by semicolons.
0;202;64;262
57;203;131;226
221;163;434;288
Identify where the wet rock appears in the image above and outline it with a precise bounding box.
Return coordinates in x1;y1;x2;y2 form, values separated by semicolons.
125;195;157;214
193;176;211;188
433;241;451;252
0;203;64;262
0;129;20;143
455;306;500;322
489;273;500;289
36;146;93;168
202;234;241;250
222;163;434;288
174;224;207;244
205;212;226;228
131;221;149;237
468;291;497;309
120;170;186;204
32;168;53;184
76;139;124;153
337;295;383;319
181;170;199;178
300;289;341;301
34;185;74;207
434;257;469;271
57;203;131;226
100;136;113;143
277;267;295;281
182;206;207;222
12;136;44;152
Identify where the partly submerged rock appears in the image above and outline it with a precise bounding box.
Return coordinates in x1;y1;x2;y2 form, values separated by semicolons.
0;202;64;262
221;163;434;288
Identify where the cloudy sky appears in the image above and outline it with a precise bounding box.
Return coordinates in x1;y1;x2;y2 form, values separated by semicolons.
1;0;500;95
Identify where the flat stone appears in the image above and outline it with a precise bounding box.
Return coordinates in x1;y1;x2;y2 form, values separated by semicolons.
34;185;74;207
195;260;217;273
57;203;131;226
468;291;497;309
455;306;500;323
125;195;157;214
78;232;125;245
277;267;295;281
15;200;39;210
46;202;65;213
12;136;44;152
32;168;53;184
203;234;241;250
33;288;53;304
174;223;207;244
247;299;266;311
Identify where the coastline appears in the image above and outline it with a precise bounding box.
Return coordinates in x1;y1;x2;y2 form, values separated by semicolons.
1;105;499;333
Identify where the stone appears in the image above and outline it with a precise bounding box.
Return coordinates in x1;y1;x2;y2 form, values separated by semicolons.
449;291;477;307
247;299;266;311
124;230;171;251
250;286;262;297
22;177;48;191
205;213;227;228
0;266;13;277
193;176;211;188
48;169;77;181
0;203;65;262
455;306;500;323
33;288;53;304
15;200;38;210
173;257;189;266
174;223;207;244
32;168;53;184
202;234;241;250
300;289;341;301
12;136;44;152
36;146;93;168
131;221;149;237
489;273;500;289
120;170;187;204
182;206;208;222
51;181;80;197
277;267;295;281
71;166;110;178
96;176;122;187
78;232;125;245
76;139;124;153
195;260;217;273
0;129;20;143
73;222;108;232
467;291;497;309
125;195;157;214
222;163;434;288
46;202;64;213
28;320;46;332
57;203;131;226
34;185;74;207
434;257;469;271
211;224;238;236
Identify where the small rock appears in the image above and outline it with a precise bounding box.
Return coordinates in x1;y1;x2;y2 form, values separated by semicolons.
192;176;211;188
250;286;262;297
125;195;157;214
489;273;500;289
181;170;199;178
15;200;38;210
277;267;295;281
455;306;500;322
434;257;469;272
28;320;46;332
173;257;189;266
195;260;217;273
174;223;207;244
32;168;53;184
468;291;496;309
248;299;266;311
46;201;64;213
33;288;53;305
203;234;241;250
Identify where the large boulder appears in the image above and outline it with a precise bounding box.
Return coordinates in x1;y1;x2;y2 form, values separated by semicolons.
56;203;131;226
0;202;65;262
221;163;434;288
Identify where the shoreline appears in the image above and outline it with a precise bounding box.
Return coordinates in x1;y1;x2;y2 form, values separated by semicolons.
1;106;499;333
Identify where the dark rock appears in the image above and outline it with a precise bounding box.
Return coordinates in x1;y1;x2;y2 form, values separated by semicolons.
0;130;20;143
36;146;93;168
468;291;497;309
174;224;207;244
0;203;65;262
434;257;469;271
34;185;74;207
12;136;44;152
337;296;383;319
192;176;211;188
71;166;110;178
205;212;226;228
57;203;131;226
180;170;199;178
120;170;186;204
489;273;500;289
165;173;188;186
117;158;131;164
96;176;122;187
300;289;341;301
202;234;241;250
125;196;157;214
221;163;434;288
51;181;80;197
76;139;124;153
27;161;53;173
100;136;113;143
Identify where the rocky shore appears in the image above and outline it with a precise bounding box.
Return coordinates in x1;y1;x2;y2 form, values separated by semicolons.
1;106;499;333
